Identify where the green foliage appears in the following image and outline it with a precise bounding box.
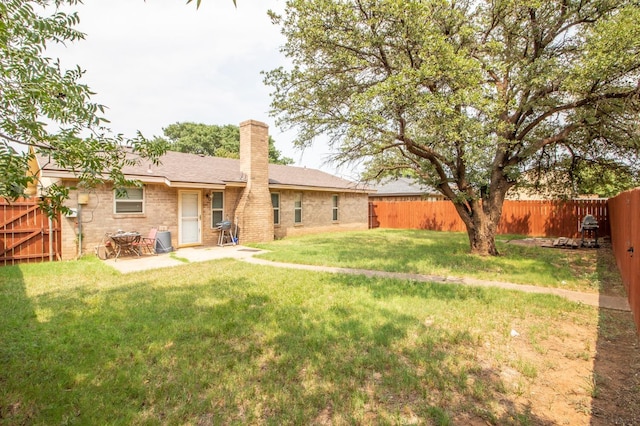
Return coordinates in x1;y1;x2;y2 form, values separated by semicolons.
155;122;293;165
0;0;165;213
265;0;640;253
572;160;639;198
158;122;241;158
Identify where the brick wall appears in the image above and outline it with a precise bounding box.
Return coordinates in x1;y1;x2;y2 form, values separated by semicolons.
202;187;243;245
61;182;251;259
59;176;368;259
61;182;180;260
274;189;368;239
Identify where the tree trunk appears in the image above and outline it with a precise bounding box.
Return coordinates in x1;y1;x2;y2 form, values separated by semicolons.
466;209;499;256
450;182;510;256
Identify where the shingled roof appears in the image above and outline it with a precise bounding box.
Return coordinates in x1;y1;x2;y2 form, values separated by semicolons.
373;177;440;196
123;151;244;186
37;150;370;192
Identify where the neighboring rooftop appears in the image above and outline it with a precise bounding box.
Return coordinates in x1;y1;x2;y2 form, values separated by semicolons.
372;177;440;197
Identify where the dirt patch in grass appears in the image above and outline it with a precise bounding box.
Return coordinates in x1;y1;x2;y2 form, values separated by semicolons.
493;240;640;424
449;310;640;425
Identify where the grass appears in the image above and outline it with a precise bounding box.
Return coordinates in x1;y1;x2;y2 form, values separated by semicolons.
169;251;190;263
0;253;598;425
250;229;614;292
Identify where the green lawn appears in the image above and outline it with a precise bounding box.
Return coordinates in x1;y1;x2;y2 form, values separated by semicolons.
251;229;612;292
0;249;604;425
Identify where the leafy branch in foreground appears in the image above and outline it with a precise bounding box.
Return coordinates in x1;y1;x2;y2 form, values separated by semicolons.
0;0;165;214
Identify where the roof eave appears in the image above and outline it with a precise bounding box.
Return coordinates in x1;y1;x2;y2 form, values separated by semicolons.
40;170;232;189
268;183;372;193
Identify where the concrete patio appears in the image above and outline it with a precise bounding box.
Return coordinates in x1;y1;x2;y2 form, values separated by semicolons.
103;245;267;274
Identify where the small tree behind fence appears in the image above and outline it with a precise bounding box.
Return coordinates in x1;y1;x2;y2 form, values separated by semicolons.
369;199;610;238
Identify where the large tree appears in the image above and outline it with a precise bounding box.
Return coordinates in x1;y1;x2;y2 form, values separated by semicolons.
1;0;165;214
265;0;640;255
156;122;294;165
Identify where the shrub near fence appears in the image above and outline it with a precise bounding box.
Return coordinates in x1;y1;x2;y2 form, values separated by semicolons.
369;199;610;238
608;189;640;334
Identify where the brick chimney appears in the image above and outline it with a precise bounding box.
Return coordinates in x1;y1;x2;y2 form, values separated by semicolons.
234;120;274;243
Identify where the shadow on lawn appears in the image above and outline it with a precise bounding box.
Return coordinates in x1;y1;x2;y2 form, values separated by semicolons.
308;230;580;287
0;259;582;424
590;248;640;425
0;267;275;424
0;266;41;422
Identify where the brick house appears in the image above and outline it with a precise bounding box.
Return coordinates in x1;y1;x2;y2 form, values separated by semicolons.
34;120;371;260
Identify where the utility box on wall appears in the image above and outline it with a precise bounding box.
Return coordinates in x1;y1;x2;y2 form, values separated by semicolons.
78;193;89;205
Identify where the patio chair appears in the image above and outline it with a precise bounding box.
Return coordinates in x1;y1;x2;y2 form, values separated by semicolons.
132;228;158;255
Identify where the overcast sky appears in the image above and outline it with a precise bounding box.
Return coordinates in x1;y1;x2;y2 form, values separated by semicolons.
47;0;351;177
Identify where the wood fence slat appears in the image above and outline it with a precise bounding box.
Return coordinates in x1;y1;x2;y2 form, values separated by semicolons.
1;230;42;256
0;198;61;266
609;189;640;333
369;199;610;238
0;228;56;234
0;205;39;228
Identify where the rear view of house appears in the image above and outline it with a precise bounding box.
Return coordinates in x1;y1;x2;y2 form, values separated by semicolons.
34;120;371;260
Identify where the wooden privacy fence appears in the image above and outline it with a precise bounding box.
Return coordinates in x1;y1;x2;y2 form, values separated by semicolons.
369;199;610;238
608;189;640;333
0;198;61;266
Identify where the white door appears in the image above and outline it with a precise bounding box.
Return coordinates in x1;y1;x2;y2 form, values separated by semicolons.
179;191;201;246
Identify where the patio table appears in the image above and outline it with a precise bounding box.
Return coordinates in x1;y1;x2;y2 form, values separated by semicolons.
110;232;141;260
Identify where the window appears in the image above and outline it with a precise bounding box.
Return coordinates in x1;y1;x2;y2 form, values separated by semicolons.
210;191;224;227
332;195;339;221
294;193;302;224
271;193;280;225
114;187;144;214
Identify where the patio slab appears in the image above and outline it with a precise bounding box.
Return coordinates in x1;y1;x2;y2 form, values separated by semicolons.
103;245;267;274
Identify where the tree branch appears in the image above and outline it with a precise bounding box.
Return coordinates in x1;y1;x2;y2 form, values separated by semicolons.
508;123;578;167
516;89;640;142
0;132;52;150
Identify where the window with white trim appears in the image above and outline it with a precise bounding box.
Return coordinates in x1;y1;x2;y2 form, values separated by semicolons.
114;187;144;214
271;193;280;225
211;191;224;227
332;194;339;221
294;192;302;224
